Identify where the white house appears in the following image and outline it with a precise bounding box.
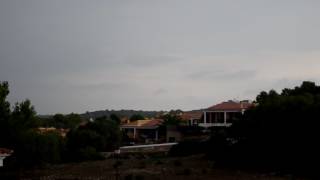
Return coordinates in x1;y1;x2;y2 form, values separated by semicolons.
199;100;253;128
0;148;13;167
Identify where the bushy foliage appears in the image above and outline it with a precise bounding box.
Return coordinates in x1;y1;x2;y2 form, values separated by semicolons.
16;131;64;165
161;114;181;126
39;113;83;129
0;82;66;166
66;117;121;161
0;81;121;166
110;113;120;124
169;140;205;157
208;81;320;177
129;114;145;121
0;82;12;147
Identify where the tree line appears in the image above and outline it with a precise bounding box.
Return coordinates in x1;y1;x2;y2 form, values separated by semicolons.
3;80;320;178
206;81;320;177
0;81;121;167
168;81;320;178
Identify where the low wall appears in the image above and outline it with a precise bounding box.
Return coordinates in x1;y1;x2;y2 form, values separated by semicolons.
119;143;178;153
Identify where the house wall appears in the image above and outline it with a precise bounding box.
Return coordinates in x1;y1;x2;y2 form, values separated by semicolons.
122;128;160;143
166;130;182;142
0;156;6;167
166;126;182;142
200;111;243;128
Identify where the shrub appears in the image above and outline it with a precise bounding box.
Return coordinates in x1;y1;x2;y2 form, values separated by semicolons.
173;160;182;167
77;146;105;161
169;140;205;157
137;161;146;169
113;160;123;169
182;168;192;175
124;174;133;180
135;175;145;180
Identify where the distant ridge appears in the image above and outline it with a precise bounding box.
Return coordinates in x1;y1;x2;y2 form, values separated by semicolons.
80;109;166;119
39;109;205;120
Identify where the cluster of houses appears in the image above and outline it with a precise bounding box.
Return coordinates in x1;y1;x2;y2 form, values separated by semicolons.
120;100;253;144
0;99;253;167
37;127;70;137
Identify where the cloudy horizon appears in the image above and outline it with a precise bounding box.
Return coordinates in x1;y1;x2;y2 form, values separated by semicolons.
1;0;320;114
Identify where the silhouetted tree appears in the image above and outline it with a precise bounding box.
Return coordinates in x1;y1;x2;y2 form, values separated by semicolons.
161;114;181;125
129;114;145;121
110;113;120;124
0;81;11;147
0;81;65;166
66;118;121;161
39;113;83;129
208;81;320;177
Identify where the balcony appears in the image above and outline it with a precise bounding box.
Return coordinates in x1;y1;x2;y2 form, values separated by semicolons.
198;123;232;128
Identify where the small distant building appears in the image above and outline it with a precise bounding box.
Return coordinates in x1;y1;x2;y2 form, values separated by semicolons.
120;119;164;144
0;148;13;167
37;127;69;137
199;100;253;128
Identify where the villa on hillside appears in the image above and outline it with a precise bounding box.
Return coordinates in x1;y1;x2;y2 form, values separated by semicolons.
120;119;164;144
199;100;253;128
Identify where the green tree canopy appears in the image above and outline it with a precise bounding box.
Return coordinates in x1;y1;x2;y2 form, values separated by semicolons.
161;114;181;125
0;81;11;147
110;113;120;124
66;118;121;161
208;81;320;177
11;100;38;131
0;81;65;166
39;113;83;129
129;114;145;121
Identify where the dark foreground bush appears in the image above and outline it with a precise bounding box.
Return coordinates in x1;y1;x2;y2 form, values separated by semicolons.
206;81;320;178
168;140;205;157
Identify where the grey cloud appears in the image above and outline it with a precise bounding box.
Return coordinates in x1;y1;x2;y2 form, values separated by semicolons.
71;81;129;91
119;54;183;67
153;88;167;96
2;0;320;114
187;70;257;81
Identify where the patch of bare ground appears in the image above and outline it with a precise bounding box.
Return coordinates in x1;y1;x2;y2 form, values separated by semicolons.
1;154;308;180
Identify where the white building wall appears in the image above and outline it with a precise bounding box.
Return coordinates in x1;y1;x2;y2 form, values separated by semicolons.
0;156;5;167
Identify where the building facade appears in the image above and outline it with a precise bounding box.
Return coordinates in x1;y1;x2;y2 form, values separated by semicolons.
0;148;13;167
199;100;253;128
120;119;164;144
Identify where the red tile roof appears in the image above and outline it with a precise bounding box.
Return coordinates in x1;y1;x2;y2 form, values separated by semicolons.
0;148;13;155
180;111;202;121
121;119;164;128
207;100;253;111
142;119;164;127
37;127;70;137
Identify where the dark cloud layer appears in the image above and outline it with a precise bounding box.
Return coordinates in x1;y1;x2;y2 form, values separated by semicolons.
1;0;320;114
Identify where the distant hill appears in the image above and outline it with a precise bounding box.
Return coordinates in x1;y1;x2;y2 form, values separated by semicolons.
80;109;166;120
39;109;205;120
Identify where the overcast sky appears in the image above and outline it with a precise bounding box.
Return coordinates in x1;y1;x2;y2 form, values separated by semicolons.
1;0;320;114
